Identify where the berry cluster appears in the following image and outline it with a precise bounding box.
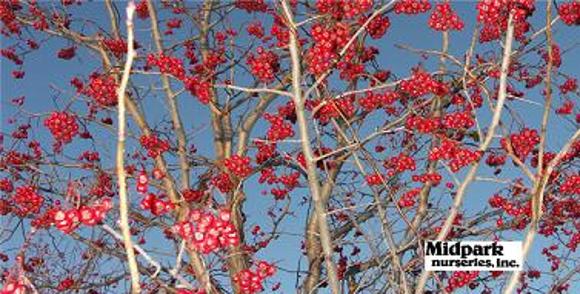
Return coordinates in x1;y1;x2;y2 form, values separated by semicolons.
140;193;174;216
476;0;534;42
57;46;76;60
269;23;289;48
258;168;300;199
556;100;574;116
263;113;294;141
398;188;421;208
365;173;384;186
442;111;475;130
136;171;148;194
211;172;234;193
255;141;278;164
13;185;44;215
399;69;448;97
0;178;14;192
247;22;264;38
446;271;479;292
56;278;74;291
412;172;442;186
235;0;268;13
560;78;577;94
147;53;186;80
53;198;112;233
135;0;149;19
306;23;350;75
485;153;507;167
558;1;580;26
385;153;416;173
44;112;79;144
406;115;441;134
559;175;579;195
500;128;540;161
428;3;464;31
315;0;373;19
140;134;171;158
0;1;21;35
394;0;431;15
182;189;204;202
358;91;398;112
246;47;279;83
308;96;356;124
84;74;118;107
429;140;482;172
102;38;128;58
233;261;276;294
0;280;26;294
225;155;253;178
542;43;562;68
172;208;239;254
364;14;390;39
183;76;212;104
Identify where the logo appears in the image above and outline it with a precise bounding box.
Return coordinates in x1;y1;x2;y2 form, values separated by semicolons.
424;241;522;271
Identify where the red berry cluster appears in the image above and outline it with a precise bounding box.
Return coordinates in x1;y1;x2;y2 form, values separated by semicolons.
211;172;234;193
263;113;294;141
233;261;276;294
183;76;212;104
476;0;534;42
44;112;79;144
84;74;118;107
255;141;278;164
0;178;14;192
53;198;112;233
247;22;264;38
399;69;448;97
270;23;289;48
176;289;206;294
406;115;441;134
559;175;579;195
365;173;384;186
556;100;574;116
135;0;149;19
136;171;148;194
172;208;239;254
394;0;431;15
429;140;482;172
57;46;76;60
385;153;416;173
140;134;171;158
363;14;390;39
428;3;464;31
412;172;442;186
56;278;74;291
1;280;26;294
0;1;21;35
140;193;174;216
182;189;204;202
147;53;186;80
358;91;398;112
225;155;253;178
485;153;507;167
258;168;301;199
500;128;540;161
442;111;475;130
246;47;279;83
102;38;128;58
445;271;479;292
13;185;44;215
235;0;268;13
542;43;562;68
559;78;577;94
306;23;350;75
558;1;580;26
315;0;373;19
308;96;356;124
398;188;421;208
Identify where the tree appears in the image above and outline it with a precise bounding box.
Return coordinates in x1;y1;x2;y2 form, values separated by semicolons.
1;0;579;293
